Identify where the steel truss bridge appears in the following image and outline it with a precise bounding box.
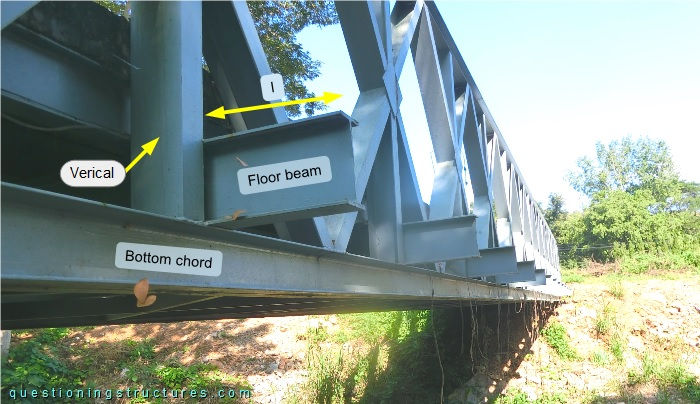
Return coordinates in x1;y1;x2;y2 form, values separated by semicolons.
1;1;567;329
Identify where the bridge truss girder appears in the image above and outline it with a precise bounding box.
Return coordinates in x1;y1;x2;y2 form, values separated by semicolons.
1;1;567;329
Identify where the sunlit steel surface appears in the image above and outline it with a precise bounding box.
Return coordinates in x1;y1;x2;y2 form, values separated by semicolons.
1;1;567;328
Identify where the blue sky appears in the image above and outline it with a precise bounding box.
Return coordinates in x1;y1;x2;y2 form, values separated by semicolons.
297;1;700;211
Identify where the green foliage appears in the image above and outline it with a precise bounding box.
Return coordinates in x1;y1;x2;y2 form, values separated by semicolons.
337;311;429;345
42;328;72;343
305;326;330;345
584;190;656;260
94;0;128;16
548;212;586;267
305;345;345;403
562;270;586;283
627;354;700;401
116;345;250;398
495;389;567;404
545;193;566;224
567;136;678;201
549;137;699;270
671;180;700;212
535;392;568;404
295;309;471;402
248;1;338;117
495;389;530;404
559;189;694;264
1;329;86;403
155;364;192;389
541;322;578;360
125;338;155;361
590;350;609;366
620;251;700;274
594;305;615;336
608;334;625;362
607;280;624;299
155;363;217;390
358;309;470;402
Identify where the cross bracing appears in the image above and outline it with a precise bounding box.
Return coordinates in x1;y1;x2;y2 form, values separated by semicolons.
1;1;568;329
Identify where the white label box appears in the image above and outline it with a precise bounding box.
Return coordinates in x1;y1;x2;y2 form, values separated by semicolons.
260;73;284;101
60;160;126;187
237;155;332;195
115;242;222;276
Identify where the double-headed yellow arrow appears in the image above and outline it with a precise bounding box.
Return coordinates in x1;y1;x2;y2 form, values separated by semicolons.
125;137;160;173
123;92;339;172
205;92;342;119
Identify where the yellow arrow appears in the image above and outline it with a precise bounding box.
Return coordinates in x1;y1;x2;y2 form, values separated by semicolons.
124;137;160;173
205;91;342;119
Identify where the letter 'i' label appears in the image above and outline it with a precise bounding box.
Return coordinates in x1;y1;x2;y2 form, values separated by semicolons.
237;156;332;195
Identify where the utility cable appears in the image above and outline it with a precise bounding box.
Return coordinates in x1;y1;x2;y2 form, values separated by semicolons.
2;113;99;132
430;299;444;404
459;299;465;356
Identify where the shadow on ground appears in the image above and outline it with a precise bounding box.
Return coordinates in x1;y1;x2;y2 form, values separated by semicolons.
317;301;557;403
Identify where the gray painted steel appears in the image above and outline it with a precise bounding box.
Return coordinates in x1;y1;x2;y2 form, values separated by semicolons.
1;28;129;136
1;1;569;327
403;216;479;264
204;113;360;228
202;1;287;130
130;1;204;220
1;184;558;328
465;247;519;277
1;1;39;29
201;0;329;246
494;261;538;284
366;118;404;262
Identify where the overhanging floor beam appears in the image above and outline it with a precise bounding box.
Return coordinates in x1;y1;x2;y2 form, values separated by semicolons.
402;215;479;264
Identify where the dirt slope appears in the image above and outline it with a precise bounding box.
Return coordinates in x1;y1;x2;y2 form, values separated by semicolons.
455;275;700;403
9;275;699;403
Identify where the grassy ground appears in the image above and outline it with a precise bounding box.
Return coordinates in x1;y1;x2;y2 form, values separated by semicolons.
282;266;700;403
2;326;252;403
2;266;699;403
493;268;700;404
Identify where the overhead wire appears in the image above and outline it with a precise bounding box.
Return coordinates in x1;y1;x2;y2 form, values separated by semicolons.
2;114;97;132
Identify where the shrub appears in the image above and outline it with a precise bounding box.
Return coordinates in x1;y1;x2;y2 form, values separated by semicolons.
547;137;699;270
541;322;578;360
1;329;85;403
609;334;625;362
591;350;609;366
594;305;615;336
495;389;530;404
628;354;700;401
155;363;218;390
305;345;345;403
126;339;155;361
608;281;624;299
561;269;586;283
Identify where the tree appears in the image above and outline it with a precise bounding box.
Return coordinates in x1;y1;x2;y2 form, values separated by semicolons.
667;181;700;212
582;189;658;261
567;136;678;202
96;0;338;118
248;1;339;117
557;136;699;269
544;193;565;224
95;0;128;16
